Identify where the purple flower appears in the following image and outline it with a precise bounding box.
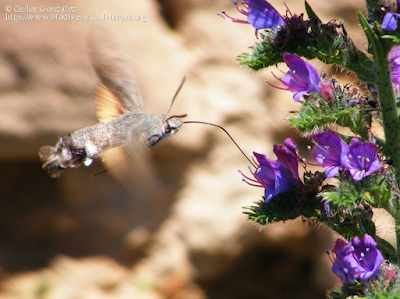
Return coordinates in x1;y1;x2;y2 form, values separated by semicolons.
245;0;285;33
218;0;285;37
273;138;302;185
351;234;384;281
277;53;321;102
251;152;283;201
382;1;400;31
389;46;400;92
311;131;381;181
331;234;384;283
382;13;400;31
344;139;381;181
331;239;360;283
311;130;349;178
283;137;297;153
240;138;302;202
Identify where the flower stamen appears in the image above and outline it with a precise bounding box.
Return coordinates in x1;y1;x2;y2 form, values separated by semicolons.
217;11;248;24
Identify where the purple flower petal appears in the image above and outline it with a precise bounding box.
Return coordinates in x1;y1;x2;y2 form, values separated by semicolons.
244;0;285;35
284;138;298;153
350;234;384;282
219;0;284;37
311;131;349;178
382;13;400;31
281;53;321;102
253;152;280;201
331;239;360;283
344;139;381;181
274;139;302;185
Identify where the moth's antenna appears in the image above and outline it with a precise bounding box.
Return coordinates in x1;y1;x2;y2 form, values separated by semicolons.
166;77;186;115
166;114;187;121
183;120;256;168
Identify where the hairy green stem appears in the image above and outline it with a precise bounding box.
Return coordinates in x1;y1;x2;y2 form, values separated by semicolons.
359;11;400;263
375;61;400;262
374;51;400;177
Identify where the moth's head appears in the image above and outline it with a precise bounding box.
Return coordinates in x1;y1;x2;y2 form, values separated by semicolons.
160;77;186;139
147;114;186;147
163;114;186;137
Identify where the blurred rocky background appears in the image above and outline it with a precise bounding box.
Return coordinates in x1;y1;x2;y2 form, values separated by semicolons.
0;0;379;298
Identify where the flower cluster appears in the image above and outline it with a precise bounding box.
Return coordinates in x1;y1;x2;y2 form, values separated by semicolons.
311;131;381;181
220;0;400;296
277;47;400;103
330;234;384;284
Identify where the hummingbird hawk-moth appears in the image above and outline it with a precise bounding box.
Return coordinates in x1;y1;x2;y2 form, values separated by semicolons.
39;26;185;178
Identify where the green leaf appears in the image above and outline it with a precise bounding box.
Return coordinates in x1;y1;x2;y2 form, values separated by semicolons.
243;192;302;225
358;11;385;57
304;1;321;23
287;94;369;138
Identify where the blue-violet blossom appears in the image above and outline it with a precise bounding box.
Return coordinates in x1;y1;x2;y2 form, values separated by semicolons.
311;130;348;178
331;234;384;283
274;53;321;102
312;131;381;181
240;138;302;202
218;0;285;37
344;138;381;181
382;0;400;31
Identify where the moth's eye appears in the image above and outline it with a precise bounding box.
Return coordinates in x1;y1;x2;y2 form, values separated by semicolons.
164;124;172;134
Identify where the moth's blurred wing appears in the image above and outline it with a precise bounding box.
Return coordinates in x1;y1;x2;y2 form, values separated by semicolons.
88;25;143;112
94;84;124;122
99;115;161;196
101;144;161;199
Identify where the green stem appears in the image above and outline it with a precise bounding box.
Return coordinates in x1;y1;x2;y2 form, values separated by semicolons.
358;11;400;263
358;13;400;177
374;55;400;177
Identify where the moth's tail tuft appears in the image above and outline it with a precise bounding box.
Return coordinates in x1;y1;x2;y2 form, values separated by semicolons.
39;143;66;178
39;137;87;178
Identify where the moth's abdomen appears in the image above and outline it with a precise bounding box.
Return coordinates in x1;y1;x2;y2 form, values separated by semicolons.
70;122;123;158
39;120;130;178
